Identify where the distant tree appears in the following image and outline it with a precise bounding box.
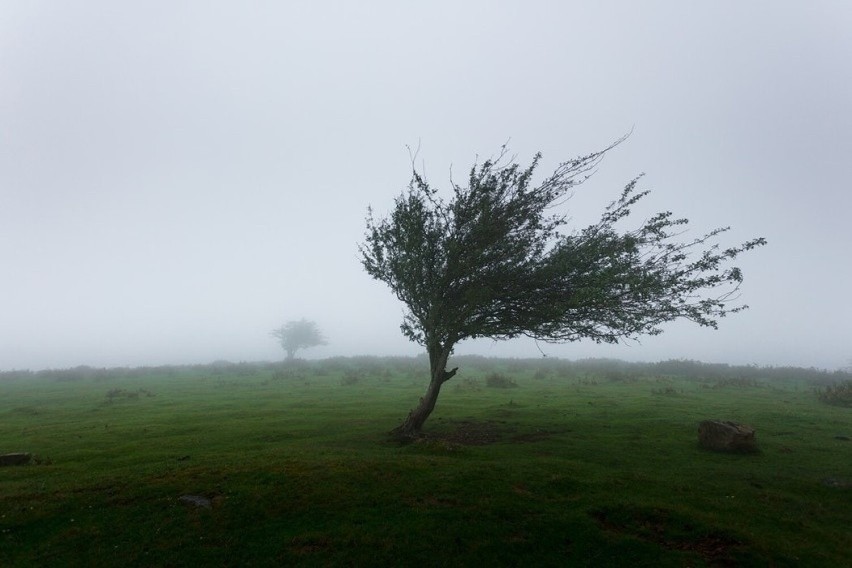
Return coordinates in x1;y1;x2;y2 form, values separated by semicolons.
360;141;766;438
271;319;327;360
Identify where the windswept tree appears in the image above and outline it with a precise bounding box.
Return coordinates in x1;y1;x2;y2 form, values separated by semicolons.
271;319;327;360
360;141;766;438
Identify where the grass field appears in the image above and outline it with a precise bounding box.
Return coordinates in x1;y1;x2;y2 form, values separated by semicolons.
1;357;850;566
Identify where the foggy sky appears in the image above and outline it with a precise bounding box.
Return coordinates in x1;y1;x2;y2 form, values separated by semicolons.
2;2;851;371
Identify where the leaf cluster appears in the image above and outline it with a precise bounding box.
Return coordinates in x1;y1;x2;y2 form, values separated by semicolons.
360;142;765;349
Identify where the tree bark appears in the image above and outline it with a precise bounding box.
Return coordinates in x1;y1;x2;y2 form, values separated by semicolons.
391;342;457;439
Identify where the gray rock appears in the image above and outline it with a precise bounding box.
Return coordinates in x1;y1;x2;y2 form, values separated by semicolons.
0;453;32;466
698;420;757;453
178;495;212;509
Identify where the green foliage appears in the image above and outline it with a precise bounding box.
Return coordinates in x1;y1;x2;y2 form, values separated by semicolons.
703;377;762;389
485;372;518;389
651;385;680;396
816;380;852;407
105;388;155;403
361;141;766;349
270;318;327;360
4;357;846;388
340;369;363;386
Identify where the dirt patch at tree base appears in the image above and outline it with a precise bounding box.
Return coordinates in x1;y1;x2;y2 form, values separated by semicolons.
419;419;568;446
429;419;514;445
393;419;570;446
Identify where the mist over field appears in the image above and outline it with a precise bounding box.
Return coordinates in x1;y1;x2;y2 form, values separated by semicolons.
2;2;851;371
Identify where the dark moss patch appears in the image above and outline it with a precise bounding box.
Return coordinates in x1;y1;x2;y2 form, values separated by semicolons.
418;419;515;446
590;504;749;565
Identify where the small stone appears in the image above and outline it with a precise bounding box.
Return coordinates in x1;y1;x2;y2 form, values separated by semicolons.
0;453;32;466
698;420;757;453
178;495;212;509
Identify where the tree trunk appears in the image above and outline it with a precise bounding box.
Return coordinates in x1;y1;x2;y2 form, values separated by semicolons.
391;342;457;439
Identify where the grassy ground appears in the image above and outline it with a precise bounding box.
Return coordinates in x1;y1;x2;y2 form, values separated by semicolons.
1;358;850;566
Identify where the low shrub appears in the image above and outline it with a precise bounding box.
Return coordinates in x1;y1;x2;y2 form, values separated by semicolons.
105;388;155;402
704;377;760;389
604;370;638;383
272;368;306;381
485;373;518;389
532;369;550;380
340;370;363;386
816;380;852;407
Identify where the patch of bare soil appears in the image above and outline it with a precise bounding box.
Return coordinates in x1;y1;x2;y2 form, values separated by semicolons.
419;420;570;446
402;420;568;447
511;428;570;443
591;506;747;566
432;419;516;445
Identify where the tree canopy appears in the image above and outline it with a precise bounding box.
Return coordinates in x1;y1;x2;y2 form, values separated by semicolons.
271;319;327;360
360;141;766;437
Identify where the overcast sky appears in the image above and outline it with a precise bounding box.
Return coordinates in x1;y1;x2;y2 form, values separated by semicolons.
2;1;850;371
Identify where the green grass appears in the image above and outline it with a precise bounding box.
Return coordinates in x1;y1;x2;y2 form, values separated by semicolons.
1;359;850;566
